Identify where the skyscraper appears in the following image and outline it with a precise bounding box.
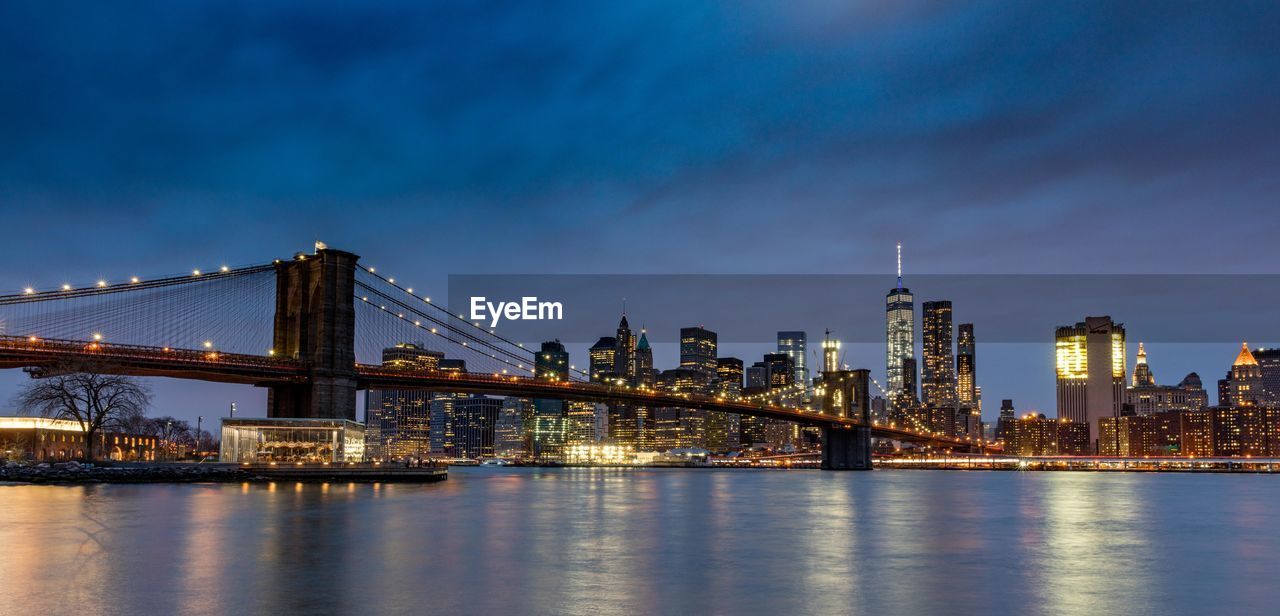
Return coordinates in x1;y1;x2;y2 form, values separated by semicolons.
1131;342;1155;387
956;323;976;409
920;300;956;409
1056;316;1126;448
589;336;617;383
1229;342;1264;407
777;331;810;397
886;243;915;400
680;326;718;378
532;340;569;460
615;313;637;383
634;329;655;387
364;343;441;460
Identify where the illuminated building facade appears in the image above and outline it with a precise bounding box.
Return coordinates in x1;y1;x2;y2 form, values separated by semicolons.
1229;342;1264;407
777;331;810;397
956;323;976;410
920;300;956;410
1005;414;1090;456
1055;316;1126;449
221;418;364;463
453;396;503;458
885;246;915;401
364;343;440;460
652;368;709;450
1179;411;1214;457
532;340;569;460
1131;342;1155;387
706;357;744;452
680;326;718;378
494;397;532;459
589;336;617;383
0;416;159;462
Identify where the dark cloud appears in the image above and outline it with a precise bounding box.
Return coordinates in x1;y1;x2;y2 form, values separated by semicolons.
0;0;1277;418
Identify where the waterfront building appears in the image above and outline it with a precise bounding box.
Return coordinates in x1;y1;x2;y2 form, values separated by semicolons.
494;397;532;459
1056;316;1126;450
565;400;604;447
680;326;718;378
429;394;459;456
0;416;158;462
1004;414;1090;456
220;418;364;463
1180;411;1214;457
921;300;956;410
652;368;710;450
777;331;810;397
1098;414;1180;457
885;243;915;400
364;343;440;460
453;396;503;459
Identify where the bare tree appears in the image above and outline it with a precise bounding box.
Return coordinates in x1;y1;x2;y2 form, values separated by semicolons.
15;362;151;461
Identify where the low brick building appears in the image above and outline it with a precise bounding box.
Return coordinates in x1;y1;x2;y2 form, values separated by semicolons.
0;416;158;461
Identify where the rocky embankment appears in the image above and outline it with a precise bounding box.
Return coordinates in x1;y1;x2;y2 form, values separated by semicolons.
1;461;256;484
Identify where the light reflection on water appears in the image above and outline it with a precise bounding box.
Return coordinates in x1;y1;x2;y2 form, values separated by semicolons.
1;469;1277;615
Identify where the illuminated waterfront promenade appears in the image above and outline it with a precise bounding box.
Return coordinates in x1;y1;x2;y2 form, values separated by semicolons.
879;455;1280;472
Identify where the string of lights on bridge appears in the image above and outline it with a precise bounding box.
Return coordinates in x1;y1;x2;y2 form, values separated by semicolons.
5;261;278;354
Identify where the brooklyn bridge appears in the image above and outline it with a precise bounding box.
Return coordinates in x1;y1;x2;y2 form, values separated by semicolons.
0;246;995;469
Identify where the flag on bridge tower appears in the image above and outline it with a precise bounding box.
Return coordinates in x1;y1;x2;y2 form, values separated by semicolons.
314;240;328;252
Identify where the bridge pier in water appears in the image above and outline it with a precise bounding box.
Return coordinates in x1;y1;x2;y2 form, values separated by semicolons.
821;426;873;470
818;368;873;470
267;248;360;421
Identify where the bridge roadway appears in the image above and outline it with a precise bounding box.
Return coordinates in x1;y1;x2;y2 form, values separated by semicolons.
0;335;989;452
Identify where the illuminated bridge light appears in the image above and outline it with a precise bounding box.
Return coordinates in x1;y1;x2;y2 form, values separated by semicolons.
130;276;140;284
22;287;34;294
192;269;201;276
221;265;229;272
61;284;72;291
203;341;213;349
97;280;107;287
92;333;102;341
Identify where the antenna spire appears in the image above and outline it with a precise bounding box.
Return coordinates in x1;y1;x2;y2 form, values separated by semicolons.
896;242;903;290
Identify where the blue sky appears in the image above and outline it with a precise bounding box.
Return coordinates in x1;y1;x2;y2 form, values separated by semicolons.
1;1;1278;422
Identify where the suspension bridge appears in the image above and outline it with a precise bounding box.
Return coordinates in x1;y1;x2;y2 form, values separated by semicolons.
0;246;993;469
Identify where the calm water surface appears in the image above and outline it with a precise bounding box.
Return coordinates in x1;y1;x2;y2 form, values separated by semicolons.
1;468;1276;615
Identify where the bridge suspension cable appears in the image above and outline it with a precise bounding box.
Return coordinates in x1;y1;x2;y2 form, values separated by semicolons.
0;262;279;356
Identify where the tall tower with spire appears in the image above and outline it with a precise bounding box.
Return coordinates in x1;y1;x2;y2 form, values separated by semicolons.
1131;342;1155;387
885;242;916;401
614;310;637;383
1230;341;1263;407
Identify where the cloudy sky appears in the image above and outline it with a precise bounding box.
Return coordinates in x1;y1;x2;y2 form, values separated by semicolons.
1;1;1278;421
